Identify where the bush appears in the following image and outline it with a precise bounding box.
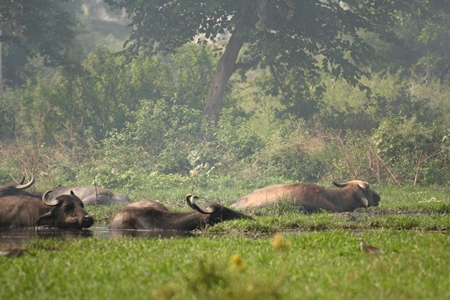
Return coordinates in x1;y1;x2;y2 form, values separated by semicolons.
372;116;450;185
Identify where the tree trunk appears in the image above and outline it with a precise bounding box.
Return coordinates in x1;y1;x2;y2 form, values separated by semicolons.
0;28;3;99
202;31;244;125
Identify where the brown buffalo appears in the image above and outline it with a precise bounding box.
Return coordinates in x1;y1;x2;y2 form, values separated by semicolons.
109;194;254;231
0;191;94;229
0;175;40;199
44;186;130;205
231;180;380;213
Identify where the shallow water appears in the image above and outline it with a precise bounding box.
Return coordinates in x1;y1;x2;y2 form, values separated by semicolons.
0;225;194;248
91;225;194;239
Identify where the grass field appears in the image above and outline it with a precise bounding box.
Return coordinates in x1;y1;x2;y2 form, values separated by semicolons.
1;184;449;299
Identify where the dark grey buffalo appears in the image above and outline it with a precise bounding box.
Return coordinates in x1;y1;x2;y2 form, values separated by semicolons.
232;180;381;213
109;194;254;231
0;175;129;206
0;191;94;229
44;186;130;206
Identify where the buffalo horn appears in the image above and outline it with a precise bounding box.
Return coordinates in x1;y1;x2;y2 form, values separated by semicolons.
42;190;60;206
15;174;35;190
332;181;348;188
42;190;52;202
360;197;369;208
185;194;211;215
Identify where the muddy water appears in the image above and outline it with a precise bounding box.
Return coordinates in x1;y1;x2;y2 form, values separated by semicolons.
0;225;194;248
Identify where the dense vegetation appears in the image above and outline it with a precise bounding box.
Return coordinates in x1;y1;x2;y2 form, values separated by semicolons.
1;1;450;190
1;44;450;191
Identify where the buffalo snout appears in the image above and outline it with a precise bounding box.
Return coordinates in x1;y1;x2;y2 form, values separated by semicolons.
371;192;381;206
81;214;94;228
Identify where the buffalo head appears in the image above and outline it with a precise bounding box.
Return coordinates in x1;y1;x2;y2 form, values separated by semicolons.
332;180;380;208
186;194;254;226
36;190;94;229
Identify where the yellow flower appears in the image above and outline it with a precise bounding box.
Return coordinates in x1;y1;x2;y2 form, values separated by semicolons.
189;170;198;177
231;254;246;271
272;232;290;251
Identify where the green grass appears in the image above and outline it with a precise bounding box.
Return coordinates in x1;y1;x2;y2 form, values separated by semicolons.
1;184;450;299
1;231;449;299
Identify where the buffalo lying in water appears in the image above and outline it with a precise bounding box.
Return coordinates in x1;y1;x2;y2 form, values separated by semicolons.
109;194;253;231
232;180;380;213
0;191;94;229
0;175;40;199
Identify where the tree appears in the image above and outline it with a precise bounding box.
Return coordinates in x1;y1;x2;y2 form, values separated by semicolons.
407;0;450;82
0;0;80;87
366;0;450;82
104;0;409;124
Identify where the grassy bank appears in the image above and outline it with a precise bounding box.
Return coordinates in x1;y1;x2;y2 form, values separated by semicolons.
1;230;449;299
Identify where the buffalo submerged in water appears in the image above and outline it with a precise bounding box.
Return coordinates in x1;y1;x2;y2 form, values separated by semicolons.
109;194;253;231
0;191;94;229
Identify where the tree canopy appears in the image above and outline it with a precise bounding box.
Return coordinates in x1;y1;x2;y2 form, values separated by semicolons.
105;0;410;123
0;0;79;77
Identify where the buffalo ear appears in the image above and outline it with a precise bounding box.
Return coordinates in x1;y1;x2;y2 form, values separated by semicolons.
202;204;217;214
35;211;55;226
357;182;369;190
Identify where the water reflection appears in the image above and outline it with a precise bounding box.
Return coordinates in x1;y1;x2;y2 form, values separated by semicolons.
0;225;194;247
91;225;193;238
0;227;93;248
109;228;194;238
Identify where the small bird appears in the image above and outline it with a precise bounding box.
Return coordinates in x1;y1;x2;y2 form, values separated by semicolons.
0;246;28;258
358;239;384;255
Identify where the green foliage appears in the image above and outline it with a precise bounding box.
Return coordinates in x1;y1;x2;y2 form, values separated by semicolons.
0;89;16;139
217;112;265;161
8;43;214;144
4;29;450;189
373;116;450;184
0;0;79;69
105;0;411;125
373;86;439;123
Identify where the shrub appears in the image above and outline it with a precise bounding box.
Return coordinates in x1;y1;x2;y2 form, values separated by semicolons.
372;116;450;185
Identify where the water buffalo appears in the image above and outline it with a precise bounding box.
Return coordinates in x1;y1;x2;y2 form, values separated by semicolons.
0;191;94;229
0;174;40;199
43;186;130;206
109;194;254;231
231;180;380;213
1;176;128;206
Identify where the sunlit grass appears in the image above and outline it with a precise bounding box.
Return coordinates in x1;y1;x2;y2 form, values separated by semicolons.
1;230;449;299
